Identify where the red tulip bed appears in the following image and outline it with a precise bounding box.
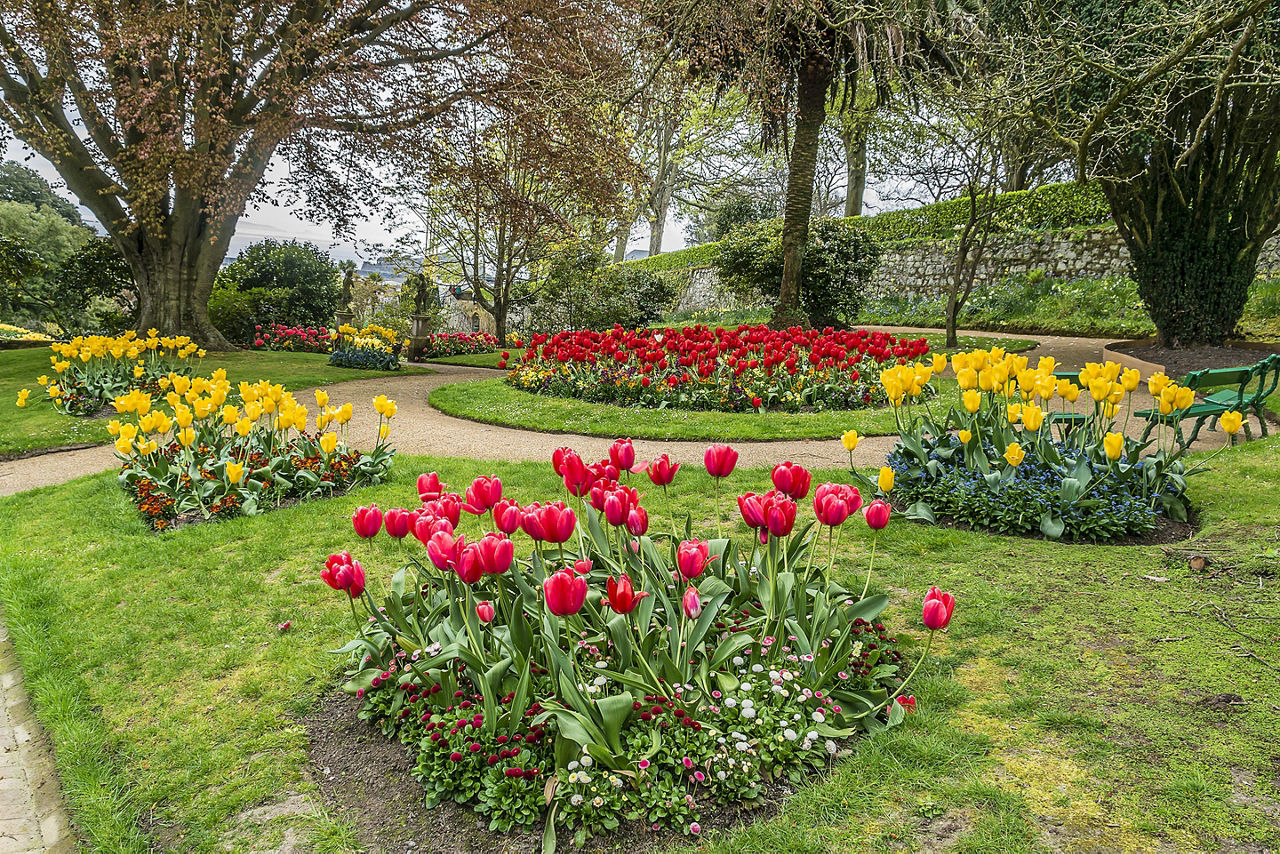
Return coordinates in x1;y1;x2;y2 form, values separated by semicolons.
323;439;955;849
247;323;333;353
503;325;931;413
418;332;500;360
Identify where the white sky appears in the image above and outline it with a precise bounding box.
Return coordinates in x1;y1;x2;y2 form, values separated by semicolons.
4;140;682;262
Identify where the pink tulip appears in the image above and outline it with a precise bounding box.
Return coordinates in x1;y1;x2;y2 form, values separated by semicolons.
704;444;738;479
626;506;649;537
813;483;861;527
412;513;454;546
572;558;593;576
422;494;462;529
427;531;463;571
737;492;766;529
682;585;702;619
864;499;891;531
523;502;576;544
609;438;637;473
383;508;412;539
475;533;514;575
770;461;812;500
463;475;503;515
764;492;797;537
455;542;484;584
352;504;382;539
476;601;495;624
922;586;955;631
417;472;444;502
321;552;365;598
492;498;523;535
676;540;710;581
544;569;588;616
646;453;680;487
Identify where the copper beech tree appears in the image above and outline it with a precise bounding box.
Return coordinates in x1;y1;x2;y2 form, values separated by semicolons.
0;0;626;346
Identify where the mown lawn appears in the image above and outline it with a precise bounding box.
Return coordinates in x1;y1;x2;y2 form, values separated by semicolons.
423;349;525;368
0;438;1277;852
0;348;429;457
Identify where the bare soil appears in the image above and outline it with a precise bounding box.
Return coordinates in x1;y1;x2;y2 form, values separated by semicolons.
1111;344;1278;379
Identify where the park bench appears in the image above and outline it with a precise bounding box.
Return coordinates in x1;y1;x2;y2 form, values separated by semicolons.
1136;354;1280;447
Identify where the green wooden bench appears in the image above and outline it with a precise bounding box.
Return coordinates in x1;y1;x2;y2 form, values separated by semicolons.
1136;354;1280;447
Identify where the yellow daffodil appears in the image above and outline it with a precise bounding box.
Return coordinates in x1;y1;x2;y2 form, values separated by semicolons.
1103;431;1125;460
226;461;244;484
1003;442;1025;467
957;429;972;444
1220;410;1243;435
877;466;894;492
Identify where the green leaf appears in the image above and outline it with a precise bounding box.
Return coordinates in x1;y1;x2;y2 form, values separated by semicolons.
1039;512;1065;540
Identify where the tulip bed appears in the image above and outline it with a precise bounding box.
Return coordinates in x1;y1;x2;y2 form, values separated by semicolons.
505;325;931;413
417;332;500;360
323;439;952;850
329;323;403;371
874;348;1245;541
17;331;203;416
247;323;333;354
109;372;398;530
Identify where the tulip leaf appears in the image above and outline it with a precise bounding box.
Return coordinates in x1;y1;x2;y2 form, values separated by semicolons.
605;613;633;667
709;633;754;670
595;691;634;753
844;594;888;623
1039;512;1065;540
905;501;935;523
886;699;906;727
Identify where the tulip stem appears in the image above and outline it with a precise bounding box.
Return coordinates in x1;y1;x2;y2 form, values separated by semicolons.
714;479;723;540
859;534;878;601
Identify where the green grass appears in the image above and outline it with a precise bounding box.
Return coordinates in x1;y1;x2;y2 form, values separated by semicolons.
423;348;525;368
429;377;930;440
0;348;430;457
2;438;1278;852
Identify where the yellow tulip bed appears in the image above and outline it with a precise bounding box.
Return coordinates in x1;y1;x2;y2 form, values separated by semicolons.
15;331;203;416
869;347;1243;541
109;371;397;530
329;323;403;371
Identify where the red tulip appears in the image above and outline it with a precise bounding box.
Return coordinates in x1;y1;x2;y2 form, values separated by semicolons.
417;472;444;503
609;438;638;473
321;552;365;598
764;492;798;537
383;508;412;539
455;542;484;584
922;586;955;631
551;446;574;476
413;513;454;546
572;558;593;576
523;502;576;544
602;490;631;527
770;461;812;500
676;540;710;581
704;444;738;478
896;695;917;713
492;499;523;535
813;483;862;520
544;569;588;616
352;504;382;539
813;494;850;527
427;531;463;571
475;533;514;575
646;453;680;487
560;452;593;497
682;585;702;619
463;476;503;515
476;600;495;624
605;573;648;614
864;499;891;531
422;494;462;529
626;506;649;537
737;492;766;529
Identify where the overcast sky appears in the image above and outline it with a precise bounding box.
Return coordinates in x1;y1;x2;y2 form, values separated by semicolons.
4;139;683;263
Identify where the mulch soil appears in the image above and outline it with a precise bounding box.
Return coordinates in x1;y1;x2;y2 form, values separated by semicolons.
303;690;791;854
1111;344;1279;379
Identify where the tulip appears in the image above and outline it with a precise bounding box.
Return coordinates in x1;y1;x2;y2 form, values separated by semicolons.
1003;442;1025;467
551;446;574;476
454;543;484;584
704;444;738;479
560;452;593;497
422;495;462;528
841;429;860;451
963;389;981;414
813;493;850;527
417;472;444;503
463;475;503;515
412;513;454;546
603;491;631;527
877;466;895;493
524;502;576;544
864;499;891;531
1021;403;1044;432
609;438;637;473
383;508;413;538
1220;410;1243;435
1103;431;1125;461
626;506;649;537
737;492;766;529
572;558;593;576
476;601;495;624
492;499;523;535
922;586;955;631
896;695;917;713
646;453;680;487
676;540;711;581
319;432;338;455
605;573;648;614
771;461;811;500
544;569;588;616
352;504;383;539
957;429;972;444
764;492;797;538
682;585;702;619
475;533;514;575
321;552;366;598
225;460;244;485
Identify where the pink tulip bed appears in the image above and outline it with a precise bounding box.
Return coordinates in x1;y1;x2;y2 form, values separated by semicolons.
323;439;955;849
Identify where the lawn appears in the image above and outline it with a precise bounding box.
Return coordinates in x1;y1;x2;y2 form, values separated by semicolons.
429;377;934;440
422;348;525;368
0;347;430;457
1;439;1277;852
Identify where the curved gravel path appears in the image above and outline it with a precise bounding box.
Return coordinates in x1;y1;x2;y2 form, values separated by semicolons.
0;329;1254;499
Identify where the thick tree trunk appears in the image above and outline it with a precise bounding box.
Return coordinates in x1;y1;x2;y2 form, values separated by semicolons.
493;302;508;344
773;57;833;330
127;230;235;350
842;123;867;218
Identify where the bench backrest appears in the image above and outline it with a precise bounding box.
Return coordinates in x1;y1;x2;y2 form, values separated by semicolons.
1185;354;1280;406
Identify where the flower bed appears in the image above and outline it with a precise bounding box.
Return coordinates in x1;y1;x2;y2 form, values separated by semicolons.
248;323;333;353
418;332;500;360
505;325;931;413
323;439;953;849
109;371;397;530
330;323;402;371
872;347;1243;540
0;321;51;342
16;331;203;416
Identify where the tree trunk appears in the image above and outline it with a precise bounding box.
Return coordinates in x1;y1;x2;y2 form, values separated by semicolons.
773;57;833;330
612;222;630;263
493;301;508;345
648;215;666;257
842;123;867;218
127;227;235;350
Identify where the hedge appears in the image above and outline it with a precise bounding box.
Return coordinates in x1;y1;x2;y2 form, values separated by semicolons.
624;181;1112;274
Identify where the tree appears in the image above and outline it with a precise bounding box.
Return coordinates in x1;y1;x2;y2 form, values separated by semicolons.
215;241;341;329
1003;0;1280;346
675;0;967;328
0;0;629;347
0;160;82;225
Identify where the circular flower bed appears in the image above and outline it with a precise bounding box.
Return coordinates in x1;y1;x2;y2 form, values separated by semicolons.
323;440;954;847
248;323;333;353
330;323;402;371
417;332;500;360
504;325;930;412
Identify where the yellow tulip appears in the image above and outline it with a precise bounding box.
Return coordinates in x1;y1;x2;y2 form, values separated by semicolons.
1006;403;1022;424
226;461;244;485
1088;378;1111;402
319;432;338;455
1219;410;1243;435
1003;442;1025;467
1148;373;1170;396
339;402;354;423
957;429;972;444
118;424;138;442
1121;368;1140;392
177;427;196;447
1174;386;1195;410
315;389;329;407
1021;403;1044;431
235;417;253;437
36;374;48;386
841;429;860;451
1107;384;1125;406
877;466;895;492
977;369;994;392
1103;431;1125;460
379;423;390;440
1036;356;1057;374
956;367;978;390
932;354;947;375
114;437;133;455
133;365;144;379
1102;401;1117;418
221;405;239;425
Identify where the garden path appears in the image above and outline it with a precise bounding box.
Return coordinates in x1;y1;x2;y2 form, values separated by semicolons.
0;329;1255;499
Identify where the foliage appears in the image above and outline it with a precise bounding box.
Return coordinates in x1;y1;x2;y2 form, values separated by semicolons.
624;241;722;275
20;332;203;416
211;241;341;343
0;160;82;225
329;323;402;371
0;320;49;341
872;348;1243;540
529;248;680;334
417;332;500;360
109;373;397;529
328;445;942;845
716;218;882;328
245;323;333;354
507;326;928;413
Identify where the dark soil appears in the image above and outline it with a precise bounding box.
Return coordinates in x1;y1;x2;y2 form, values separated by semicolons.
303;690;790;854
1111;344;1279;379
903;506;1198;546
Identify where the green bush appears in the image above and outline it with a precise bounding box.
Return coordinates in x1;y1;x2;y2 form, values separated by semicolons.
715;218;881;328
212;240;340;342
208;285;291;344
528;248;679;333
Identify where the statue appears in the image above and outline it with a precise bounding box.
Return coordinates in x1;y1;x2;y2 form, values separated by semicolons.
340;268;354;309
411;273;431;316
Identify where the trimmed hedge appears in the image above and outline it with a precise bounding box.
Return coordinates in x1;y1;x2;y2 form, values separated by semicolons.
625;181;1112;273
